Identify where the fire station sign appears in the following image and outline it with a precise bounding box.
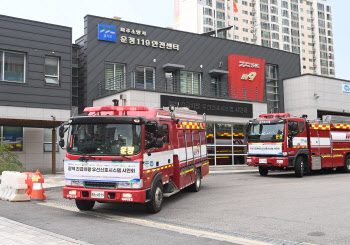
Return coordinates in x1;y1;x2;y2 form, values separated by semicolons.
98;24;117;42
161;95;253;118
228;54;265;101
64;160;140;183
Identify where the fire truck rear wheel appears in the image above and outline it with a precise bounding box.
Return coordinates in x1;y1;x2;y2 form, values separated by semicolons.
75;200;95;211
342;155;350;173
259;166;268;176
295;156;304;178
190;169;201;192
146;181;163;213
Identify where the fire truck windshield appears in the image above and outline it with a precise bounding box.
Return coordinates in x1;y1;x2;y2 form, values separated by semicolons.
248;122;285;142
67;124;142;156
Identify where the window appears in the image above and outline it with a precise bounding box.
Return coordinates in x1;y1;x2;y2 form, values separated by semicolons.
300;122;305;134
282;1;288;8
162;125;169;144
272;33;279;40
282;19;289;26
261;13;269;20
0;51;25;83
1;127;23;151
272;41;279;49
262;39;271;47
291;12;299;20
292;46;300;54
105;63;125;90
283;44;290;51
260;4;268;12
282;27;290;34
43;128;59;152
288;121;299;136
283;35;290;42
204;17;213;26
282;10;289;18
216;2;224;10
217;11;225;20
242;10;248;15
210;75;221;97
243;19;249;24
45;57;59;85
321;59;328;67
291;3;298;12
180;71;201;95
135;66;155;90
321;68;328;75
203;8;213;16
261;31;270;39
271;15;278;23
271;6;278;14
266;65;279;112
243;28;249;33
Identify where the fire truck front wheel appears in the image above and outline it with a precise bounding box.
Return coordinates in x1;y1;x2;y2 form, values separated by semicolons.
75;200;95;211
146;181;163;214
295;156;304;178
259;166;268;176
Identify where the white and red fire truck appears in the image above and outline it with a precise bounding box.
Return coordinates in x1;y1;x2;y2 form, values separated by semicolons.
246;113;350;177
59;104;208;213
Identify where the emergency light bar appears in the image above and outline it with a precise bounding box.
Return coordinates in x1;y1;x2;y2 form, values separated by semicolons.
259;113;291;118
84;106;149;113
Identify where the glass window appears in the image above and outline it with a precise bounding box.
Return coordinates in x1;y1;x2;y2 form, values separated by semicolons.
2;127;23;151
4;52;25;82
67;124;142;155
180;71;201;95
135;66;155;90
45;57;59;85
43;128;59;152
300;122;305;133
288;121;299;136
105;63;125;90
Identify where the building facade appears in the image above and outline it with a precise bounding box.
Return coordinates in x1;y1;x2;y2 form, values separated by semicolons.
0;15;72;173
284;75;350;120
76;15;301;166
175;0;335;77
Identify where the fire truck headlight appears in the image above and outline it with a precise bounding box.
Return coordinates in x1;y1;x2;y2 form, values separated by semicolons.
66;179;84;186
131;180;143;188
277;160;284;164
246;158;252;163
282;152;288;156
118;182;132;188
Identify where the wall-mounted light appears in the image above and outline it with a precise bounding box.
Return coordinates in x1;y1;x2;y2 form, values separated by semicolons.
153;59;156;63
314;92;319;99
219;62;223;68
200;64;203;69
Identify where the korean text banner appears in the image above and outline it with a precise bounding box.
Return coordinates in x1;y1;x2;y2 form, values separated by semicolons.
64;160;139;182
248;144;282;155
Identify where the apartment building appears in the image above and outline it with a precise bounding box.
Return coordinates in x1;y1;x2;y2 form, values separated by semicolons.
174;0;335;77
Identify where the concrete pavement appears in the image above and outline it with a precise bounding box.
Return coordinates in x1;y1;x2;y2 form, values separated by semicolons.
0;217;90;245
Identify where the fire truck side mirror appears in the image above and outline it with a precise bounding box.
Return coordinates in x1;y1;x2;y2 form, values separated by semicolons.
155;138;164;148
59;125;65;138
156;124;164;138
59;138;65;148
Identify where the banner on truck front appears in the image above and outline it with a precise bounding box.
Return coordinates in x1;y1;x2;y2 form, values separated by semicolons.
64;160;140;182
248;144;282;155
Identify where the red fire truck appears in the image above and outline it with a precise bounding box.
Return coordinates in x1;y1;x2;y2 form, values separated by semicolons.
246;113;350;177
59;104;208;213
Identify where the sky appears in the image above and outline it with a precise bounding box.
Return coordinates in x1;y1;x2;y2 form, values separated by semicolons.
2;0;349;80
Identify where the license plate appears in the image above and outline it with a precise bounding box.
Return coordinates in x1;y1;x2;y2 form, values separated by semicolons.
91;191;105;199
259;159;267;164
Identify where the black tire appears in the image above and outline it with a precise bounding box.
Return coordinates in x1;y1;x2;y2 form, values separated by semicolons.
75;200;95;211
189;169;201;192
342;155;350;173
295;156;304;178
146;181;163;213
259;166;268;176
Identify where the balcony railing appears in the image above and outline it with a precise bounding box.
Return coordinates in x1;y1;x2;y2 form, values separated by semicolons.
97;72;260;102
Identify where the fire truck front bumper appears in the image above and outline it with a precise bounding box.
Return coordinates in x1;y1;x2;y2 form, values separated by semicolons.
63;186;147;203
246;156;289;168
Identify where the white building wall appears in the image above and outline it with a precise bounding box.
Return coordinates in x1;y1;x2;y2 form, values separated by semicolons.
0;106;70;173
284;75;350;120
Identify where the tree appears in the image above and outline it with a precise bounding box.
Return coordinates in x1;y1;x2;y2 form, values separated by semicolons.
0;143;23;175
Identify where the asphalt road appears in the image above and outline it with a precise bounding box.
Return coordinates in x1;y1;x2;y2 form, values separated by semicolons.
2;170;350;245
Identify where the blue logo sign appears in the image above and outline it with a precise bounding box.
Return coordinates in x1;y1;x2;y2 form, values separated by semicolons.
343;83;350;93
98;24;116;42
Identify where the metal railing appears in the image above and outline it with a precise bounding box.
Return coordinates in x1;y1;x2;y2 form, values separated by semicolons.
98;72;260;102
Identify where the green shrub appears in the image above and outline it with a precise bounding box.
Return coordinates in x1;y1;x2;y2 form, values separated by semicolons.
0;143;23;175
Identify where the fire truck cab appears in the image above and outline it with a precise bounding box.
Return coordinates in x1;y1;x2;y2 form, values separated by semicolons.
59;104;208;213
246;113;350;177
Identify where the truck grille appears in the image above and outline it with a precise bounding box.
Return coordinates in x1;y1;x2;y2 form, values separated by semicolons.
84;181;117;189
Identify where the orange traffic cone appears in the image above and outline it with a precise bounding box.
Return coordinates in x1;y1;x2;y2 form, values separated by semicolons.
30;170;46;201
